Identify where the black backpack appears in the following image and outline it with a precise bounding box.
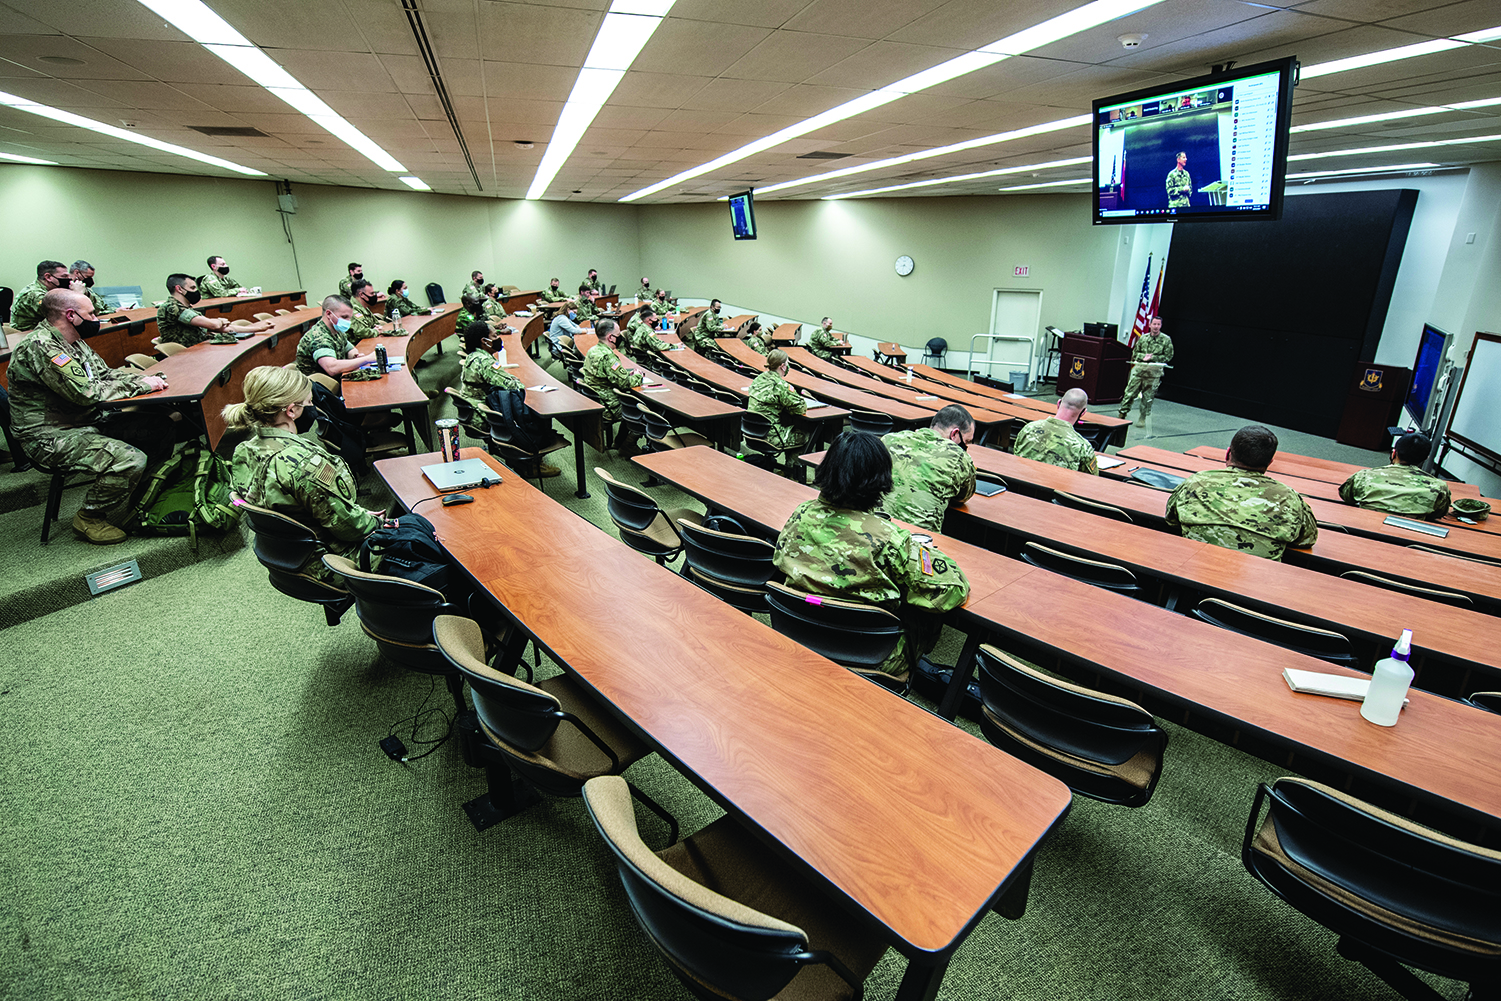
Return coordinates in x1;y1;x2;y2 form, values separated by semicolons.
357;512;450;594
486;385;553;454
310;382;371;469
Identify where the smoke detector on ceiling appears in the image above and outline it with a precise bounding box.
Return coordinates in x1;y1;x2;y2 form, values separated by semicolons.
1118;33;1147;48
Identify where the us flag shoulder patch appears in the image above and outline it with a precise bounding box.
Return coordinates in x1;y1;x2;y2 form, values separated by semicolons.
52;354;71;366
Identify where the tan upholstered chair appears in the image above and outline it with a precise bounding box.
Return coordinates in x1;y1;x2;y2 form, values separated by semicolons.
584;774;888;1001
595;467;701;564
1192;597;1356;666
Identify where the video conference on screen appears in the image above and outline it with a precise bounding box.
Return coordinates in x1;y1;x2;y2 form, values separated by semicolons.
1096;64;1287;222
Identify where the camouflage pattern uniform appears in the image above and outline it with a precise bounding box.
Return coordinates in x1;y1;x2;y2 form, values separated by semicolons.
198;272;245;298
1166;467;1318;561
7;321;172;516
1166;165;1192;208
82;286;113;316
296;319;354;376
1012;416;1099;475
481;297;507;322
581;275;604;294
157;298;212;346
747;369;807;450
699;308;725;338
455;305;487;332
540;285;569;303
581;342;643;423
881;427;977;532
391;291;423;316
741;331;771;356
808;325;845;361
774;498;971;674
10;280;51;331
459;349;525;409
625;314;671;354
1118;331;1174;421
338;276;357;298
460;281;483;301
348;298;378;340
654;291;677;312
574;297;600;323
231;427;379;582
678;315;717;354
1339;463;1451;518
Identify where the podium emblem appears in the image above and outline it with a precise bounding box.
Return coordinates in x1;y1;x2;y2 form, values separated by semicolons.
1068;357;1085;379
1360;368;1383;392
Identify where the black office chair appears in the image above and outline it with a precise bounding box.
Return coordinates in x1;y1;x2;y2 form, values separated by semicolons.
618;397;649;457
1338;570;1473;609
584;774;886;1001
740;411;803;479
975;644;1167;807
846;410;893;436
425;282;445;306
434;615;678;836
441;387;489;441
595;467;702;564
1192;597;1358;667
0;385;31;472
764;581;908;694
1052;489;1133;523
483;408;570;492
235;498;352;626
1243;777;1501;1001
1464;692;1501;715
639;402;712;453
1020;541;1141;595
677;518;776;614
0;285;13;323
322;554;467;716
1075;423;1115;452
922;337;947;366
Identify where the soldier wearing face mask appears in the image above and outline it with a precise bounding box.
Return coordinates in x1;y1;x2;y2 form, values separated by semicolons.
6;289;173;544
198;255;249;298
11;260;83;331
347;279;385;339
339;262;364;299
69;260;112;315
296;294;379;378
157;273;271;346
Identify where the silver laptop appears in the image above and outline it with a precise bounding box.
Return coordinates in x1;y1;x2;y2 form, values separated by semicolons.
421;458;494;491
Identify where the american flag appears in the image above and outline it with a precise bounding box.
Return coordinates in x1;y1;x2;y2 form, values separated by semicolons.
1128;254;1153;347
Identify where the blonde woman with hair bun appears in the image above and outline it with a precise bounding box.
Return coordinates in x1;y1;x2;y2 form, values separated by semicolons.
225;366;381;579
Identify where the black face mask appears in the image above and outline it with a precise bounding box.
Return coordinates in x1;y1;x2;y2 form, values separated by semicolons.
293;406;316;434
72;314;101;337
80;276;95;287
183;288;202;305
216;265;230;276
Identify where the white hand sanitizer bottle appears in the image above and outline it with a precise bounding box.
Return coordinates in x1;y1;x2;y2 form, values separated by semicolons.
1360;629;1413;726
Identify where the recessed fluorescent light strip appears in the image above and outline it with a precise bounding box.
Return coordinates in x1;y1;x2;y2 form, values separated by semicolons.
0;149;60;165
399;176;430;190
1300;25;1501;80
0;90;264;174
1289;133;1501;161
998;178;1091;191
620;0;1166;202
1288;162;1439;179
527;0;675;200
134;0;408;173
1292;96;1501;133
823;156;1091;200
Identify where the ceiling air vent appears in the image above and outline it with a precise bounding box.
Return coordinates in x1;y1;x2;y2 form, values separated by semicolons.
188;126;270;138
797;151;851;159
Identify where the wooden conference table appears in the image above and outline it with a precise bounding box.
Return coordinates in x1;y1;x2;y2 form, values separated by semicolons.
495;332;604;498
377;447;1072;999
96;289;309;366
953;446;1501;612
572;333;745;449
633;445;1501;837
344;304;460;452
659;345;851;451
784;347;1020;431
910;363;1133;445
113;307;320;448
717;339;936;427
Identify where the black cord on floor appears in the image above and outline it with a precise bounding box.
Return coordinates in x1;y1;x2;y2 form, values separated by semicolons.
385;674;453;762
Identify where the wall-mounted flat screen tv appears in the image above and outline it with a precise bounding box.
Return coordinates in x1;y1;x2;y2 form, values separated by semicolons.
1093;57;1298;225
728;190;757;240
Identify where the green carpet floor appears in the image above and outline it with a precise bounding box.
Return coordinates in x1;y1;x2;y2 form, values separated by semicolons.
1;345;1459;1000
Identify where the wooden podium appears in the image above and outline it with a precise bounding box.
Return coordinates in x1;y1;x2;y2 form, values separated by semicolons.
1057;333;1132;403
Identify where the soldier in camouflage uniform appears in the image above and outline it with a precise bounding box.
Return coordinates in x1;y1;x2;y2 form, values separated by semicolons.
1013;389;1099;475
11;261;76;331
808;316;849;361
387;279;424;317
460;271;484;301
625;306;674;355
1118;316;1174;426
581;319;643;424
481;285;508;323
882;405;977;532
775;431;970;675
338;263;364;299
540;278;573;304
1165;152;1192;209
454;293;490;335
70;260;113;315
581;269;604;294
7;290;173;543
347;280;384;339
698;300;726;340
747;349;809;452
1166;425;1318;561
198;256;248;299
574;286;601;323
1339;432;1452;518
296;295;378;377
739;321;771;356
654;288;677;313
225;365;382;582
158;273;264;346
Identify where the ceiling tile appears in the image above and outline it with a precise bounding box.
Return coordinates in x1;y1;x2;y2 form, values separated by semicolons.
721;29;870;83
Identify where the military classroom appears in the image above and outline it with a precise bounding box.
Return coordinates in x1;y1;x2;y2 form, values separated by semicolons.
5;1;1501;1000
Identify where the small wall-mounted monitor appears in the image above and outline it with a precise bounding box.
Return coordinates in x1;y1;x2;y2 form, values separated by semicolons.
1093;56;1298;225
728;189;757;240
1083;322;1119;340
1406;322;1451;427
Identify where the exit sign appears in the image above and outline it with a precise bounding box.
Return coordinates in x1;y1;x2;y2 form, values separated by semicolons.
1014;265;1029;276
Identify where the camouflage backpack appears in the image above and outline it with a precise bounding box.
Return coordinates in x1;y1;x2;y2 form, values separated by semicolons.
131;441;240;542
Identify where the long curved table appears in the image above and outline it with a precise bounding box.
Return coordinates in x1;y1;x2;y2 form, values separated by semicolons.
345;304;461;451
